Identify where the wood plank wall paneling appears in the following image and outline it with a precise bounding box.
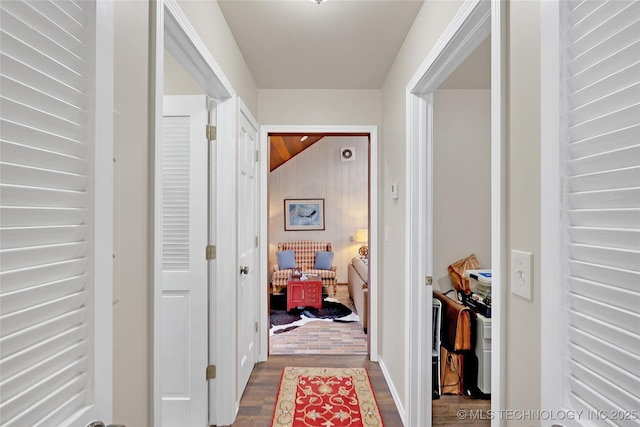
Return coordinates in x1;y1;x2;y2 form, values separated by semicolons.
269;136;368;283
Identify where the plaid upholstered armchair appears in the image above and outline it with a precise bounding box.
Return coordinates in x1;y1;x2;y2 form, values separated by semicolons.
271;241;337;295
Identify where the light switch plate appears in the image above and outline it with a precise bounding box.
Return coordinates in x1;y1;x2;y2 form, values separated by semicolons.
511;250;533;300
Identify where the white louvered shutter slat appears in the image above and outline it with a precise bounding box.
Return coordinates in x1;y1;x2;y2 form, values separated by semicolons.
569;2;640;53
0;54;86;109
1;1;85;55
0;141;86;173
563;0;640;421
0;207;86;227
569;243;640;271
0;0;97;425
569;208;639;228
1;317;87;375
162;116;191;271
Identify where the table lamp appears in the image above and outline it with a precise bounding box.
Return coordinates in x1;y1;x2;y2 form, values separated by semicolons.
355;229;368;258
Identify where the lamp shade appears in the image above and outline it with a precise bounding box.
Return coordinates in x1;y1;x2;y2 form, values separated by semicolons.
354;229;368;243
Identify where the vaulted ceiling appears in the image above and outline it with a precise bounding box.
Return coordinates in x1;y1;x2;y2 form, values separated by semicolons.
269;134;325;171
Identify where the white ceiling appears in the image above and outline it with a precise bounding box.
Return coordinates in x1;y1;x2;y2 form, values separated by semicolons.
217;0;425;89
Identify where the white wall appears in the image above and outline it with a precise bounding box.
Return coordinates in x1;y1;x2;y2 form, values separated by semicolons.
507;1;542;422
258;89;381;126
164;48;203;95
379;0;464;409
269;136;369;283
113;2;149;425
432;89;491;293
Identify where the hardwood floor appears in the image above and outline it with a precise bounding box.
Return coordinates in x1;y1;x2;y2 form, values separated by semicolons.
221;354;490;427
224;354;403;427
433;394;491;427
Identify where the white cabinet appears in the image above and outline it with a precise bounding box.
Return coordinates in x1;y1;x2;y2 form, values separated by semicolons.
475;313;491;394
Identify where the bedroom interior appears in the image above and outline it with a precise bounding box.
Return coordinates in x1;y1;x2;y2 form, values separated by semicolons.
268;134;371;355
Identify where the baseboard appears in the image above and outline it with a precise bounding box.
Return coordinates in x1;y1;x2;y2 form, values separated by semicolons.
377;356;406;426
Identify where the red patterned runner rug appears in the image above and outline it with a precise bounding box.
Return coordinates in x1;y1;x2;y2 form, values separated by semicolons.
271;367;384;427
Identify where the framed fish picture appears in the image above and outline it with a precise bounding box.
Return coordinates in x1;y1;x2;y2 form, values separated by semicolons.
284;199;325;231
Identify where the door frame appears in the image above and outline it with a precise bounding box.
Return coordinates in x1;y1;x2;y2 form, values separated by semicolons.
259;125;379;361
405;0;506;426
150;1;236;425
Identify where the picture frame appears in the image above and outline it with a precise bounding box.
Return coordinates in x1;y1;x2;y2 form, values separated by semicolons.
284;199;325;231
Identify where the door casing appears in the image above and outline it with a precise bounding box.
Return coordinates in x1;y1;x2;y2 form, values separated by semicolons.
405;0;506;426
258;125;379;362
150;1;237;425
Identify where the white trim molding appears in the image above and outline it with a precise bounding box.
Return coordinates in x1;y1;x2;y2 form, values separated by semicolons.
259;125;380;362
540;1;565;424
212;95;238;426
93;0;115;421
378;357;406;426
163;0;234;99
406;0;491;92
489;2;507;423
405;0;506;426
404;89;433;427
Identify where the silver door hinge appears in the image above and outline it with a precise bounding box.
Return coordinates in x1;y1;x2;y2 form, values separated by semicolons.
206;124;217;142
255;322;258;333
255;150;259;162
206;245;216;260
255;236;258;248
425;276;433;286
206;364;216;381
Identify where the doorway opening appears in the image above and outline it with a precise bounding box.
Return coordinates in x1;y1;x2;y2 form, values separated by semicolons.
151;2;236;425
430;36;492;422
258;126;379;362
405;1;505;425
267;133;370;356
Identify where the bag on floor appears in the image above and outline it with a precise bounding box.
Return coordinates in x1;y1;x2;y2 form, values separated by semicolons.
440;347;464;395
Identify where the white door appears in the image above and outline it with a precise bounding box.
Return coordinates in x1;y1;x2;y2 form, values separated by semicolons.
161;96;208;426
236;106;259;400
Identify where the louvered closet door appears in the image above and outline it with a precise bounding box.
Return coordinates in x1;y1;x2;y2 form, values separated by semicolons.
563;0;640;421
161;96;208;427
0;1;112;426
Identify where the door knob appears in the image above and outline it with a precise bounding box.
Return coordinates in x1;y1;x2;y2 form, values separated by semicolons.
240;266;249;275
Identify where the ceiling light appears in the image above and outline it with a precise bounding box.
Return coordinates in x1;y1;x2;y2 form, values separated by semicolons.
300;135;308;142
309;0;327;4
